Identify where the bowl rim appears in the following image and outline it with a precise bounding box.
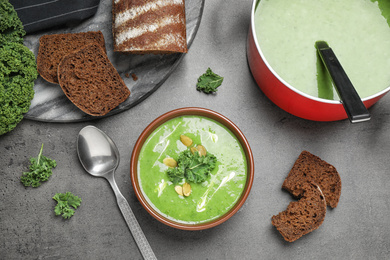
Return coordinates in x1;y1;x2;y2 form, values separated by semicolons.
250;0;390;104
130;107;254;230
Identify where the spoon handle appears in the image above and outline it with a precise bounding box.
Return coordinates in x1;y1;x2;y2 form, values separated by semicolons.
116;193;158;260
315;41;371;123
108;177;157;260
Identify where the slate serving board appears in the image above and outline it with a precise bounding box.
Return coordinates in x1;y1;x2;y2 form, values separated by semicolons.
22;0;205;122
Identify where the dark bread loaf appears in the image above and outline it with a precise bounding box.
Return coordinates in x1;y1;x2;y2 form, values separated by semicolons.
112;0;187;54
37;31;106;84
57;43;130;116
282;151;341;208
272;181;327;242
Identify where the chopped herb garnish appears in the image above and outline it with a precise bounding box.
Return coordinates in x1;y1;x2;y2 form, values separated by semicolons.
167;149;217;184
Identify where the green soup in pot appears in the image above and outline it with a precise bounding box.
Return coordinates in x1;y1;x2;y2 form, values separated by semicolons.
254;0;390;100
137;116;248;224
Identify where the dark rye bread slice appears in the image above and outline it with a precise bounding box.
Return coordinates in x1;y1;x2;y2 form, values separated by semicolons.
37;31;106;84
282;151;341;208
272;181;327;242
112;0;187;54
57;43;130;116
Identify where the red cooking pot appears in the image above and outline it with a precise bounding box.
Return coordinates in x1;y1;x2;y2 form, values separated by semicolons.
247;0;390;122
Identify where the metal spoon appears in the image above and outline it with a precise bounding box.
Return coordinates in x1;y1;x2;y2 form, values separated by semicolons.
315;41;371;123
77;125;157;260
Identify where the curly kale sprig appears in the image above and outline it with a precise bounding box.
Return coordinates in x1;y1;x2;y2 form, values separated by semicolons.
21;144;57;187
53;192;82;219
167;149;217;184
0;41;38;135
196;67;224;94
0;0;25;45
0;0;37;135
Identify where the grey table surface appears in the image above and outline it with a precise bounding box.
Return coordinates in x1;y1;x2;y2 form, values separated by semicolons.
1;0;390;259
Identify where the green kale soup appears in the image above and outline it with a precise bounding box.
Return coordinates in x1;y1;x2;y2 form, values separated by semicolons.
254;0;390;100
137;116;247;224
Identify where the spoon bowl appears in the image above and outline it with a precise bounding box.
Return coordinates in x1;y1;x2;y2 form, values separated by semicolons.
77;126;119;176
77;125;157;260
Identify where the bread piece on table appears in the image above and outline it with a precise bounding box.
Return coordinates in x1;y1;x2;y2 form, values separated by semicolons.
57;43;130;116
37;31;106;84
282;151;341;208
272;181;327;242
112;0;187;53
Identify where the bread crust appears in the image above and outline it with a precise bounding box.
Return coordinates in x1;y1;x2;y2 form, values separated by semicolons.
57;43;130;116
112;0;187;53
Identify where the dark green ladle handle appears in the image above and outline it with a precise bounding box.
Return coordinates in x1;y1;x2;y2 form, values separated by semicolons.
315;41;371;123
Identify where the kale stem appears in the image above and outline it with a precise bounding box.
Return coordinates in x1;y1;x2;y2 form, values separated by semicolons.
189;163;202;170
37;143;44;165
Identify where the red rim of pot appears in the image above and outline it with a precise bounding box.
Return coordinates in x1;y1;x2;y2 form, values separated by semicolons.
130;107;254;230
247;0;390;121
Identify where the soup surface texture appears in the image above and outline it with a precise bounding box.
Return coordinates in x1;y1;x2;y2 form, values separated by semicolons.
254;0;390;100
137;116;247;224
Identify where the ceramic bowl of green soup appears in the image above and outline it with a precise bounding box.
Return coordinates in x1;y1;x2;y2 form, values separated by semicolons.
130;107;254;230
247;0;390;121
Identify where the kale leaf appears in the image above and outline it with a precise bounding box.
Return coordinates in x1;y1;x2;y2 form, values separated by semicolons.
0;1;38;135
0;0;25;45
196;67;224;94
21;144;57;187
167;150;217;184
53;192;82;219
